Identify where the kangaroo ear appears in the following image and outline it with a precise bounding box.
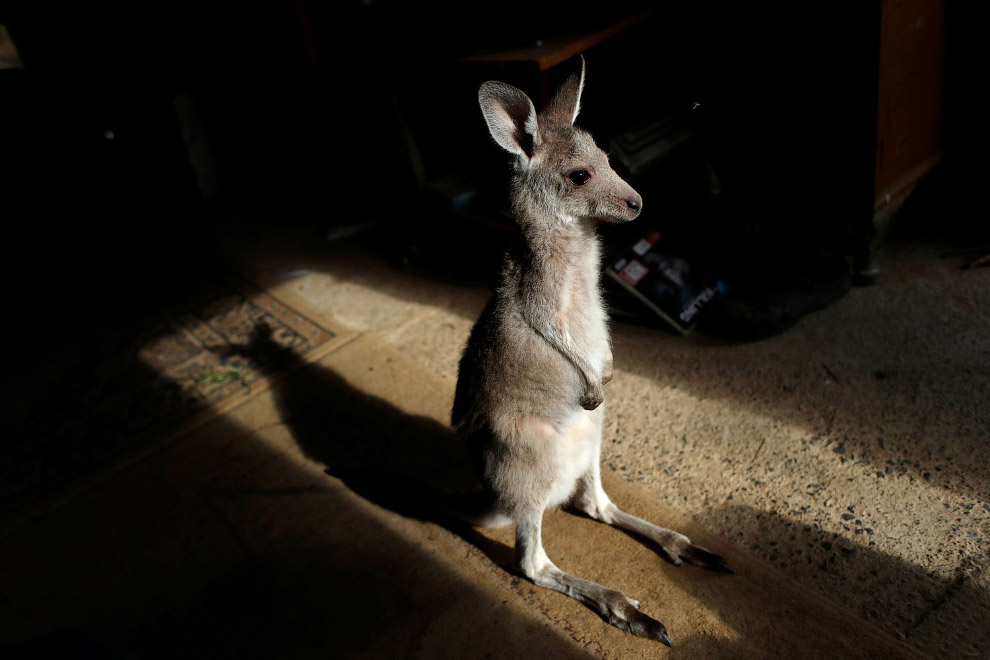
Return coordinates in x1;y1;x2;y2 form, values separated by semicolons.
544;54;585;126
479;81;540;160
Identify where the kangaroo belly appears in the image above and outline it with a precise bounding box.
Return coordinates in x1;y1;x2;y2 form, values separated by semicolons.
545;408;602;508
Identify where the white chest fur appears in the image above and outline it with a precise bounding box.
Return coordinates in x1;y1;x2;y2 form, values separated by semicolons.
546;407;603;508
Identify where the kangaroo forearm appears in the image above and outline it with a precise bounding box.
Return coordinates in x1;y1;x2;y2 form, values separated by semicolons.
602;348;613;384
525;314;598;386
520;268;600;386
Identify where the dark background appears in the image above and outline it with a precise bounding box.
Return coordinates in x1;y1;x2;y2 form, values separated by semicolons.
0;0;976;332
0;5;983;655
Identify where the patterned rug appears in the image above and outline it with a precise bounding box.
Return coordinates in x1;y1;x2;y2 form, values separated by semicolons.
1;270;348;525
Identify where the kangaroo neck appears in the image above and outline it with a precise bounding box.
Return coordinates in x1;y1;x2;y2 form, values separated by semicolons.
516;207;599;258
511;221;601;295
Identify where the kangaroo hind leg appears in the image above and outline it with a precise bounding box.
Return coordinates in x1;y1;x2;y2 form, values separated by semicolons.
514;511;672;645
572;463;731;573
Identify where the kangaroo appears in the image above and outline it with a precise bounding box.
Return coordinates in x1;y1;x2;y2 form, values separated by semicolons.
451;56;730;645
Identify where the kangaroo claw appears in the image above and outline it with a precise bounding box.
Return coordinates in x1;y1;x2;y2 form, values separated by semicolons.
580;390;604;410
682;545;733;574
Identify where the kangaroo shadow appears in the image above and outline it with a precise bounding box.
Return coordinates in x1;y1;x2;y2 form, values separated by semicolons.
231;324;516;570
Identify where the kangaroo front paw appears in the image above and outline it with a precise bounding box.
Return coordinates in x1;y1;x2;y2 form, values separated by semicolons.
580;383;604;410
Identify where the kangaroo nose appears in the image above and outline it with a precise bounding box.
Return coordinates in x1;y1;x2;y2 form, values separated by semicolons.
626;198;641;212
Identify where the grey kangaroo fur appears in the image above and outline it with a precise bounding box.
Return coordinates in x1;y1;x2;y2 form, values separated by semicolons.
451;56;729;645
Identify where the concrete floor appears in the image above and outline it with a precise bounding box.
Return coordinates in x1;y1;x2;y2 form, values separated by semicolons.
1;203;986;658
219;212;989;658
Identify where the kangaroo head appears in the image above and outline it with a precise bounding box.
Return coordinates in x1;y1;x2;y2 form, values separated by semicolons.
479;55;642;225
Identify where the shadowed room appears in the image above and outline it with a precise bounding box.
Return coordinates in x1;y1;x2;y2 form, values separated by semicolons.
0;1;986;658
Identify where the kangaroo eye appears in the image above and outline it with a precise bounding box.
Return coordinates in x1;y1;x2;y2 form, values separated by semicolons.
568;169;591;186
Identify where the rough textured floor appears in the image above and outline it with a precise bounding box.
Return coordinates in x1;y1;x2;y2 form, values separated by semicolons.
218;211;989;659
0;326;927;660
1;201;985;659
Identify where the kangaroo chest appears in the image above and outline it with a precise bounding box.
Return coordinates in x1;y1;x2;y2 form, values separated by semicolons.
556;252;608;361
